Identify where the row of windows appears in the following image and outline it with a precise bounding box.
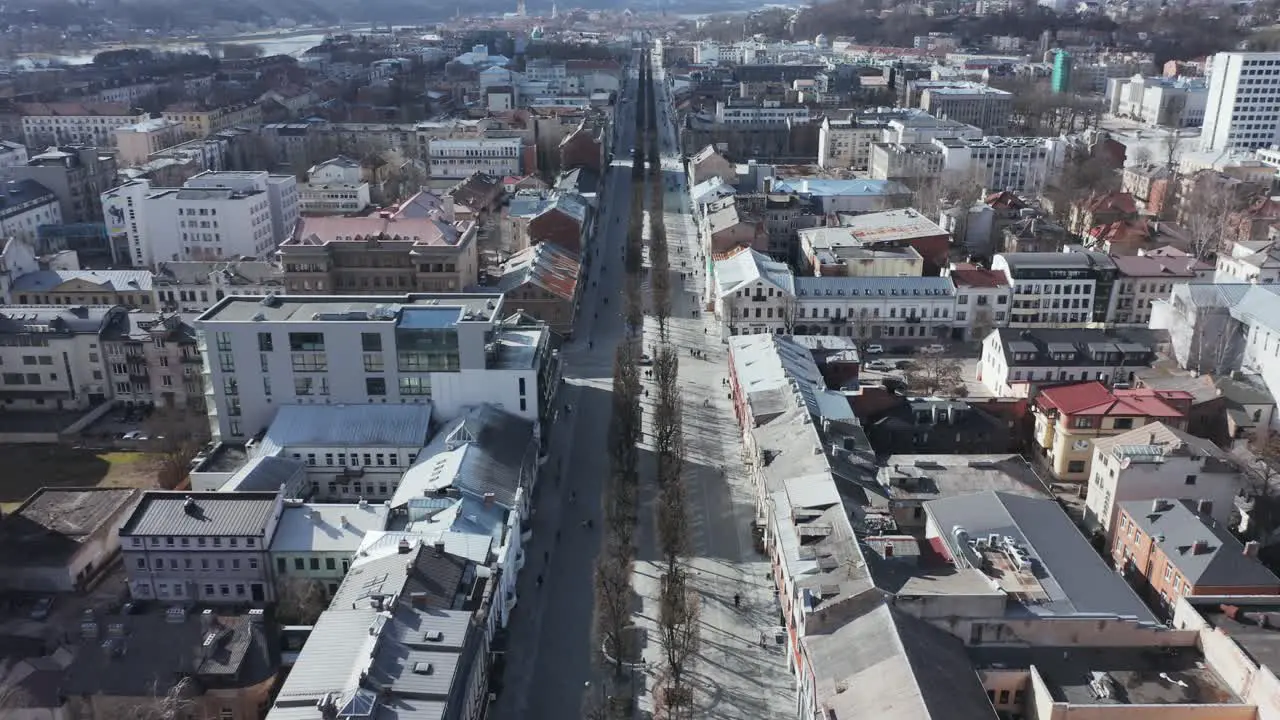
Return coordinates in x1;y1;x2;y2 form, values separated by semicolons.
136;555;259;571
278;556;347;573
129;535;258;548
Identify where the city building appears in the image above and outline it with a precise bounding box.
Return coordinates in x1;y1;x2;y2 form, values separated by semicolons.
1201;51;1280;152
871;454;1051;530
769;178;913;216
0;304;123;410
11;268;155;308
428;137;524;179
915;82;1013;134
6;145;118;224
267;540;493;720
0;178;62;246
490;241;581;337
102;171;300;266
1108;253;1201;325
61;608;278;720
113;118;186;165
793;276;957;341
1215;239;1280;284
1115;499;1280;613
1030;380;1189;481
801;209;952;275
101;311;204;410
0;140;28;169
298;156;371;216
980;328;1160;398
0;487;140;592
18;102;148;148
119;490;284;604
991;250;1117;326
161;103;263;139
934;136;1066;195
713;99;811;125
942;263;1012;341
1106;75;1208;128
269;500;389;597
862;403;1016;456
713;247;796;337
1086;421;1241;537
194;293;552;441
868;142;944;183
278;206;479;295
1051;49;1073;94
154;260;286;312
688;144;736;185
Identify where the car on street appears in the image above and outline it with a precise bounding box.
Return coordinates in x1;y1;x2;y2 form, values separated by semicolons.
29;597;52;620
638;354;653;366
865;344;884;354
922;344;947;355
864;359;892;371
121;430;142;440
896;360;915;370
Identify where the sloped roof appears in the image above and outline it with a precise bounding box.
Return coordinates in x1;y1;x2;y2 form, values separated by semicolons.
1036;381;1187;418
1123;499;1280;589
259;404;434;457
714;246;794;298
12;269;153;293
494;241;580;302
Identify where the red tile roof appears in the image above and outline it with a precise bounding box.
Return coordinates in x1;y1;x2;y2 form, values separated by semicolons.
1037;381;1187;418
1083;191;1138;215
949;266;1009;289
985;191;1028;210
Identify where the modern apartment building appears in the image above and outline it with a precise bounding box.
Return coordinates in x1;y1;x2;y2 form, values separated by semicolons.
991;250;1117;326
935;136;1066;195
713;99;811;125
278;208;478;294
0;304;120;410
1108;253;1201;325
194;293;553;441
979;328;1159;398
1201;51;1280;152
119;490;284;605
428;137;524;179
868;142;944;182
1031;380;1190;481
102;171;299;266
18;102;149;148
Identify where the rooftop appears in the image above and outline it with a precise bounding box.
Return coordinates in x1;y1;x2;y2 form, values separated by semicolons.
0;488;139;566
795;275;955;299
493;239;580;303
0;179;57;211
1202;604;1280;675
258;404;435;457
1122;499;1280;588
993;328;1159;369
772;178;911;197
927;491;1157;621
221;455;307;493
12;269;153;294
197;293;506;325
1091;421;1227;465
269;502;389;554
875;455;1051;504
714;246;795;298
120;491;280;538
1036;381;1188;418
803;209;947;247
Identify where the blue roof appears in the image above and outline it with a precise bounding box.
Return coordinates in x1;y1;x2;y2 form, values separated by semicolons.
397;307;462;330
773;178;906;197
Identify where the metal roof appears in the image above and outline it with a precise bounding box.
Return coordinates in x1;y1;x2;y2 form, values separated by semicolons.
120;491;280;537
714;247;795;298
12;269;154;293
794;275;955;298
221;455;306;493
1123;499;1280;588
269;502;389;553
258;404;434;457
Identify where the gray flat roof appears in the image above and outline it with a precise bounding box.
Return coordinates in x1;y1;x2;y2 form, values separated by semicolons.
1;487;140;564
197;293;506;324
120;491;279;537
270;502;389;553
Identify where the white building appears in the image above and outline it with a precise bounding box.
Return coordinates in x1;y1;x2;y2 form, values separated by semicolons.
0;305;121;410
1106;75;1208;128
96;82;157;106
194;293;553;441
991;250;1117;327
1201;51;1280;152
713;247;796;338
1085;422;1242;540
298;156;371;216
792;276;957;342
0;179;61;246
979;327;1156;397
1215;239;1280;285
935;136;1067;195
102;171;299;267
912;82;1013;134
942;263;1013;341
18;102;149;148
713;100;811;125
269;501;389;597
428;137;523;179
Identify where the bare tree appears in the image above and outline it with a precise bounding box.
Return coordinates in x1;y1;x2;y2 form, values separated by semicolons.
144;409;209;489
655;570;701;720
1181;172;1248;259
276;577;329;625
903;350;964;396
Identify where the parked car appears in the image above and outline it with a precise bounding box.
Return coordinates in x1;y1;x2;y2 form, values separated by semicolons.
638;354;653;366
865;344;884;354
121;431;142;440
922;344;947;355
865;359;892;371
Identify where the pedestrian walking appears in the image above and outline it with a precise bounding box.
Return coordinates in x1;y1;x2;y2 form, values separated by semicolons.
536;574;543;589
734;593;741;609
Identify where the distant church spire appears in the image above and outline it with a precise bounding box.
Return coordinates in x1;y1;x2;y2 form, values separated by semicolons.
517;0;526;15
551;0;558;18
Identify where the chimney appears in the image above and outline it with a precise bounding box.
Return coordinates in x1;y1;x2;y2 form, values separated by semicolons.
409;592;428;609
1245;540;1261;558
483;492;495;507
339;515;347;526
433;540;445;556
397;538;412;554
1151;498;1167;513
200;608;214;632
1196;499;1214;517
1192;539;1209;555
884;542;894;558
1149;432;1156;445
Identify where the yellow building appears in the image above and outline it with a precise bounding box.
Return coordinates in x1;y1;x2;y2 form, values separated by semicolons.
162;103;264;139
1031;381;1191;482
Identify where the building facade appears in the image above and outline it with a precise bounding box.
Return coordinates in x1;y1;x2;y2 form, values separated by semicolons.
19;102;149;148
1201;51;1280;152
0;304;120;410
428;137;524;179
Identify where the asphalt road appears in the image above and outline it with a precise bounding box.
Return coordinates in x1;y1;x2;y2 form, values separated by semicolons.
490;51;645;720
